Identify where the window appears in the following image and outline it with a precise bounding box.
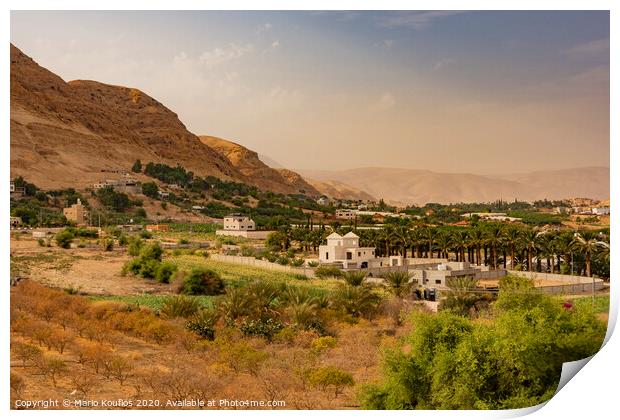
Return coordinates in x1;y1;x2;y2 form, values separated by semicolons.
346;252;352;260
435;279;442;285
358;252;361;257
325;252;329;260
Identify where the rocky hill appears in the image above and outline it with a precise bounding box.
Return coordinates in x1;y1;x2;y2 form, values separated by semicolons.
198;136;320;196
10;44;321;198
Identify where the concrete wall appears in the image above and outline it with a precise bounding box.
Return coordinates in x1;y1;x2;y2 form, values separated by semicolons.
215;230;273;240
507;270;606;294
211;254;316;278
507;270;604;285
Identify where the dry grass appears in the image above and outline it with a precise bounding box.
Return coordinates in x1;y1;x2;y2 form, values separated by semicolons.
10;280;404;410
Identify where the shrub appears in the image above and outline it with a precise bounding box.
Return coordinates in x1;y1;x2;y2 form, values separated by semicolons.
240;246;255;257
315;265;344;279
37;238;45;247
132;159;142;173
308;366;354;396
142;182;158;198
343;271;366;286
291;258;304;267
360;298;606;409
383;271;412;297
140;230;153;239
10;372;25;399
101;238;114;252
277;256;290;265
155;262;177;284
186;308;219;340
239;318;283;341
127;237;144;256
118;234;129;246
307;260;319;268
140;242;163;261
55;230;74;249
181;268;225;296
311;336;337;353
161;295;201;318
331;284;380;319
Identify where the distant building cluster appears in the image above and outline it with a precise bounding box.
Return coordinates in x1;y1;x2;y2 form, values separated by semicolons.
461;212;522;222
93;176;141;194
554;206;610;216
334;209;414;222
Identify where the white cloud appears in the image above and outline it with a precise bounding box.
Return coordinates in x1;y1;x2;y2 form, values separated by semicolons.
256;23;273;35
433;58;456;70
378;11;465;30
383;39;394;49
564;39;609;58
196;43;253;68
271;40;280;49
373;93;396;110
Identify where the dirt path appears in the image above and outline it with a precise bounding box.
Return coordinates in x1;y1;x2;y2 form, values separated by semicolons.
11;238;173;295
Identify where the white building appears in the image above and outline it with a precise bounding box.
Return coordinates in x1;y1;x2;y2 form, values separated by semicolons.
335;209;356;220
223;213;256;231
318;232;378;269
592;207;610;215
216;214;271;239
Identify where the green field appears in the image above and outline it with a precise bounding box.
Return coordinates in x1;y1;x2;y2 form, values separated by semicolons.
168;254;341;291
573;295;610;314
88;294;216;310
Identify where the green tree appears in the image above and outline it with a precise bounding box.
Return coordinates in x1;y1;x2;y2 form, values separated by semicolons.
55;230;74;249
573;231;607;277
181;268;225;295
132;159;142;173
141;182;158;199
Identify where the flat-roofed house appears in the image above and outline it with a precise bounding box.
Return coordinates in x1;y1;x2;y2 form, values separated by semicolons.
318;232;376;269
63;199;88;225
216;214;272;239
223;213;256;231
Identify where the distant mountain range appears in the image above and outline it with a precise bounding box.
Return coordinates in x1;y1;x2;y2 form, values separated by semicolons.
297;167;609;205
10;43;609;206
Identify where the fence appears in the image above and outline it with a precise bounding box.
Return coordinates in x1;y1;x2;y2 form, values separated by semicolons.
507;270;606;294
210;254;317;278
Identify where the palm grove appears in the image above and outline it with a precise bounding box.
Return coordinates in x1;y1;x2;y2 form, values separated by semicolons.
269;220;610;279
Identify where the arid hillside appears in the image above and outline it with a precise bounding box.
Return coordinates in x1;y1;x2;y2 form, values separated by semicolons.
10;44;248;190
304;179;376;202
199;136;320;197
298;166;610;205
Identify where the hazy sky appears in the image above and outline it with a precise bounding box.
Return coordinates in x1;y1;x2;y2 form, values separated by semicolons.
11;11;610;174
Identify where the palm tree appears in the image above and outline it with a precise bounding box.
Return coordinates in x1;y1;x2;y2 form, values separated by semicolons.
409;227;424;258
503;226;521;270
573;231;607;277
553;231;576;274
394;224;411;258
423;226;438;258
468;227;485;266
451;229;469;262
331;284;380;319
485;223;505;269
342;271;366;287
520;228;540;272
435;231;453;259
537;232;557;273
383;271;412;297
